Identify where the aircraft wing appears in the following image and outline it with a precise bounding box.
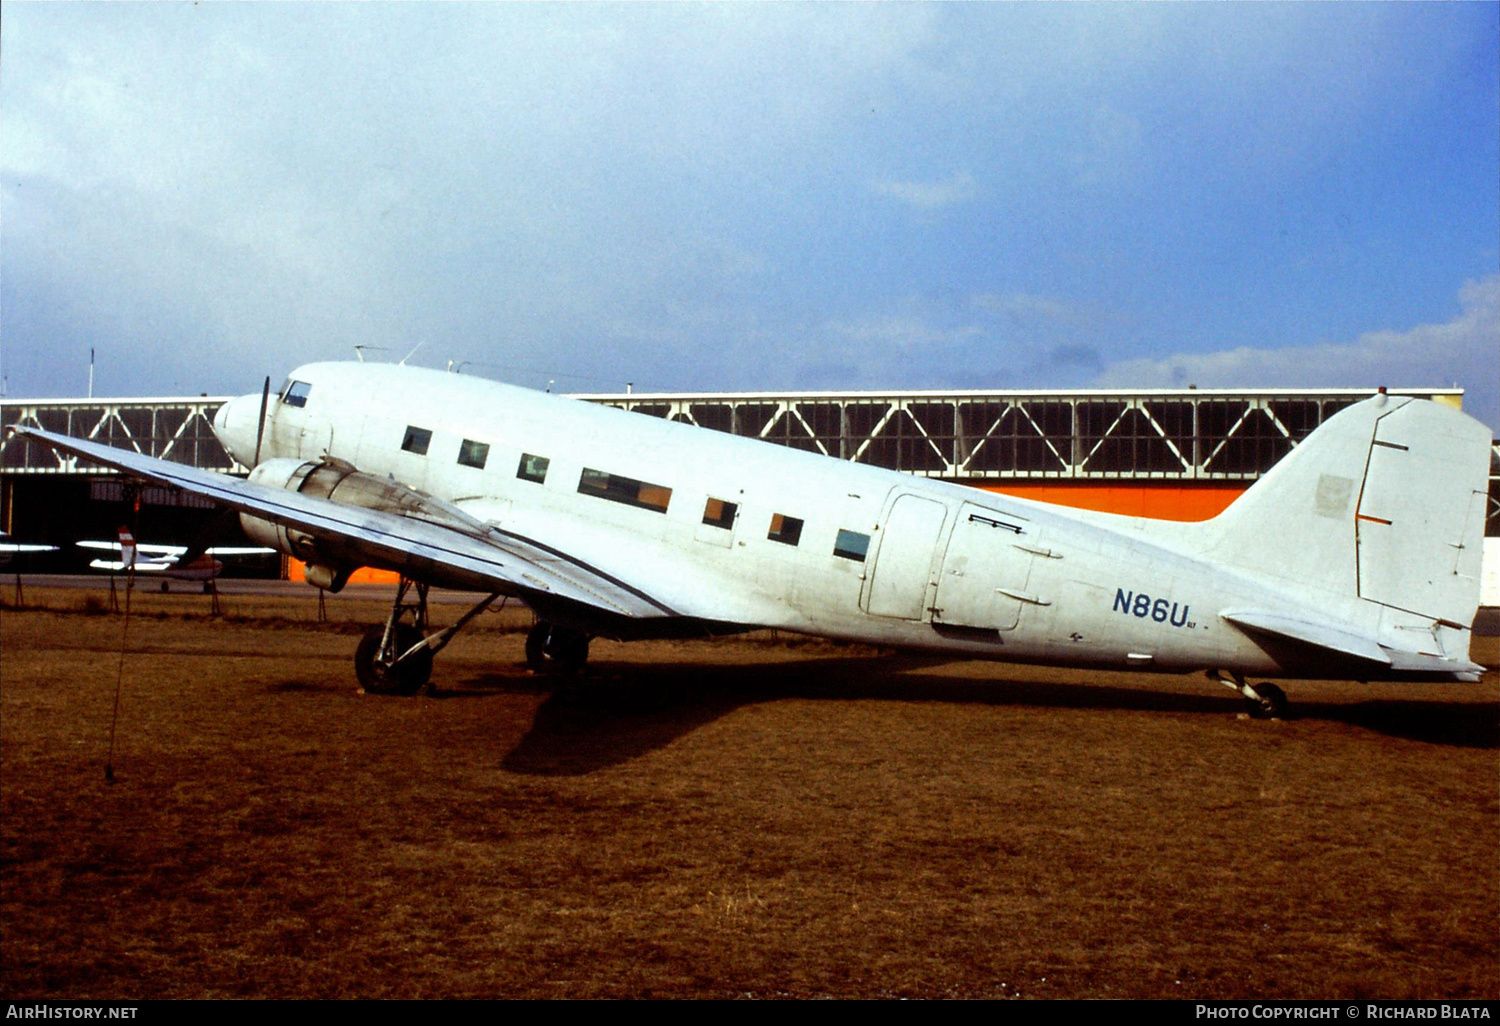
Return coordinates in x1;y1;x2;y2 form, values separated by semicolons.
78;541;185;557
88;559;173;573
15;427;678;620
77;542;273;557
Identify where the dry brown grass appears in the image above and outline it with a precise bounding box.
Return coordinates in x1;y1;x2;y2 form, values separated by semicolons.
2;588;1496;999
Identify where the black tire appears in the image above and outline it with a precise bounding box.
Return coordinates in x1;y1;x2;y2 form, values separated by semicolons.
1248;682;1288;720
355;625;433;695
525;621;590;675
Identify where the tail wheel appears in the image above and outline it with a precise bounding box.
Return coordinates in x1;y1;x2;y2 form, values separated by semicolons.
355;624;433;695
525;622;590;674
1247;682;1288;720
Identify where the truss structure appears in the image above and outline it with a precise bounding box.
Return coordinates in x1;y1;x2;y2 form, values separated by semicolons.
587;389;1460;480
3;387;1493;534
2;399;237;475
0;387;1467;481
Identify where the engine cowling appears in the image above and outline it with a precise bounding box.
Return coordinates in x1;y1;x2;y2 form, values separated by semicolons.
240;457;491;592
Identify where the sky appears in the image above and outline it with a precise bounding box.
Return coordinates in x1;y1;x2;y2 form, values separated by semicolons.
2;2;1497;428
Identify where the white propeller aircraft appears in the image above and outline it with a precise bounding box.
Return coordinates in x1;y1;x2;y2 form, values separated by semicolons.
14;362;1491;717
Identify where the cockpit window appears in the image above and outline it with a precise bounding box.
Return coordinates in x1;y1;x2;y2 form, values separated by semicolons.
282;380;312;408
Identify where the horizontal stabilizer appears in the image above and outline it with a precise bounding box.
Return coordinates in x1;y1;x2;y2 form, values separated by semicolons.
1221;608;1484;680
1222;609;1391;664
1382;650;1483;676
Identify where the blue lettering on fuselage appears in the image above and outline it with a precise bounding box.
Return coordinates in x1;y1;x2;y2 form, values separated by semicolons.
1113;589;1192;628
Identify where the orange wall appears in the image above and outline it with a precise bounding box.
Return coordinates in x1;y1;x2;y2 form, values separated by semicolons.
287;559;400;585
970;482;1245;521
282;482;1246;581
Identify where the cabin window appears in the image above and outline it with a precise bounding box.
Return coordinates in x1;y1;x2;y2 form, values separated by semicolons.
702;498;738;530
767;514;803;546
578;468;672;513
401;426;432;456
517;454;549;483
282;380;312;408
457;439;490;470
833;529;870;562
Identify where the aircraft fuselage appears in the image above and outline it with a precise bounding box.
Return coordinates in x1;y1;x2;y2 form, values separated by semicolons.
214;362;1392;680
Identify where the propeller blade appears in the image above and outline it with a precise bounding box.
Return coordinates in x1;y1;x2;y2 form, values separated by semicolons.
252;375;270;466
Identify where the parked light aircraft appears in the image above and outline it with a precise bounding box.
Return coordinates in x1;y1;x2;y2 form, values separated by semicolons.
77;529;274;585
15;363;1492;717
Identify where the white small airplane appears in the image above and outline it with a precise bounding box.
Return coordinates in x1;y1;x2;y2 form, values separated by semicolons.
14;362;1492;717
77;529;273;581
0;532;58;569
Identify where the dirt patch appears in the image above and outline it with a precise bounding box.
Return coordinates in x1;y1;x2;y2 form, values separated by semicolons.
3;593;1496;998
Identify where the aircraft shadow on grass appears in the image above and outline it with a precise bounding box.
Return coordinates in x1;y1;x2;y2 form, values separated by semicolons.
428;655;1499;776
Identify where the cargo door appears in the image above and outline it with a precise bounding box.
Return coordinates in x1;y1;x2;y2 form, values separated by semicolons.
864;494;948;619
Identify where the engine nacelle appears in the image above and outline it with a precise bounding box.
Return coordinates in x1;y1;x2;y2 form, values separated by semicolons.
240;457;491;592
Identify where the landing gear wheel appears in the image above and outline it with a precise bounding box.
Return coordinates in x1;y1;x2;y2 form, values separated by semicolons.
355;624;433;696
1246;682;1288;720
526;622;591;674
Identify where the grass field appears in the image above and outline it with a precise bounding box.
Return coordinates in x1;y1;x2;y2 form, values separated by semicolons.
2;588;1496;999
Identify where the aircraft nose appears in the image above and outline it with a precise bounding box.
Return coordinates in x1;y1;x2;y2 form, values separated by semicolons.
212;392;265;468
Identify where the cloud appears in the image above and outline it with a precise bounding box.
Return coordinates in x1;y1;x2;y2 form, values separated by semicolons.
788;309;994;390
870;171;978;211
1;3;1492;411
1049;345;1104;371
1091;275;1500;431
972;291;1088;327
1068;106;1147;190
825;312;982;352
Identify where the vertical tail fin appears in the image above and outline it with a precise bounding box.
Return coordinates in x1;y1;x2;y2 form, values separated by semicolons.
1197;395;1490;627
117;527;137;570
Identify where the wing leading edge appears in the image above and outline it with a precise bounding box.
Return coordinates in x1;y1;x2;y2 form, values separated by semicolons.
14;427;678;621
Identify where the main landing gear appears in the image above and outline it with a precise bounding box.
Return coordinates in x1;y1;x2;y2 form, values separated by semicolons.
1210;670;1288;719
525;621;591;675
354;577;501;695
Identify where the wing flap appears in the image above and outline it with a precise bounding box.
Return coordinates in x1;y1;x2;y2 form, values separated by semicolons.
16;427;675;619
